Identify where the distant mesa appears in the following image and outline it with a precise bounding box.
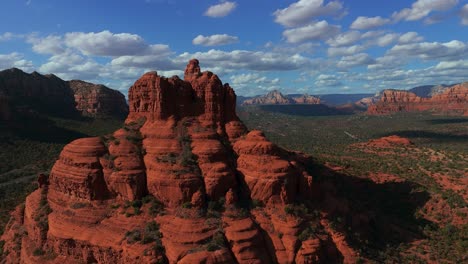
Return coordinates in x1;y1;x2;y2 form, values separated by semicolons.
367;82;468;116
242;89;321;105
0;68;128;120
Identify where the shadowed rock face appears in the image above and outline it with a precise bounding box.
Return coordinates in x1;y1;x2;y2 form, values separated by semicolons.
367;83;468;116
1;60;347;264
69;80;129;118
0;68;128;120
0;68;78;118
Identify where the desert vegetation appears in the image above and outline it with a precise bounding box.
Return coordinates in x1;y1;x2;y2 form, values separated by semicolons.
240;106;468;263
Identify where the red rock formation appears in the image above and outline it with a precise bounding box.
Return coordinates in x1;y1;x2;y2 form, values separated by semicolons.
367;83;468;115
0;68;77;118
1;60;354;263
69;80;128;118
242;90;321;105
0;68;128;119
243;90;293;105
291;94;321;104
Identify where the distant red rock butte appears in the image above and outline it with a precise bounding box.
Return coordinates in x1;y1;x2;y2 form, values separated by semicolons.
242;90;321;105
367;83;468;116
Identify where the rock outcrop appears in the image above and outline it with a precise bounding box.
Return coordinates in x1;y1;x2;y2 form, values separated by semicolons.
367;83;468;116
0;68;78;118
408;84;451;98
1;60;349;263
0;68;128;119
291;94;321;104
242;90;321;105
69;80;129;118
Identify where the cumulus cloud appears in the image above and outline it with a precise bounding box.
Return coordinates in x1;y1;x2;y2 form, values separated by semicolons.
204;1;237;18
367;55;406;70
38;51;102;80
461;4;468;25
337;53;375;68
350;16;390;30
176;49;311;71
229;73;281;95
192;34;238;46
327;45;365;57
27;35;65;54
434;60;468;70
392;0;459;22
315;74;342;86
283;20;340;43
398;32;424;44
110;55;177;69
273;0;345;27
375;33;400;47
389;40;467;61
0;52;34;71
326;31;361;47
0;32;15;42
64;30;167;57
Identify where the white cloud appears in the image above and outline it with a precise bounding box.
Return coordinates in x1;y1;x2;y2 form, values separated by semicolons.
375;33;400;47
64;30;161;57
368;55;406;70
273;0;345;27
461;4;468;25
0;52;34;71
192;34;238;46
27;35;65;54
337;53;375;68
327;45;365;57
176;49;311;71
229;73;281;95
350;16;390;30
204;1;237;18
389;40;467;61
315;74;341;86
326;31;361;47
361;30;385;39
0;32;14;42
434;60;468;70
398;32;424;44
283;20;340;43
110;55;177;69
392;0;459;22
38;51;101;80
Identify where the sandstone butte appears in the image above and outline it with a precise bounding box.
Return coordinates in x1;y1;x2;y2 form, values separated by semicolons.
2;60;360;264
242;90;320;105
367;83;468;116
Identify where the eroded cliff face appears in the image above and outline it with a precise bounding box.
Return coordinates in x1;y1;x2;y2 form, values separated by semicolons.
0;68;128;120
69;80;129;118
1;60;348;264
367;83;468;116
0;68;78;118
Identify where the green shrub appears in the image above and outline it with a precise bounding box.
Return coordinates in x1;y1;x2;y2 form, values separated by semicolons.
33;248;45;256
181;202;192;209
70;202;87;209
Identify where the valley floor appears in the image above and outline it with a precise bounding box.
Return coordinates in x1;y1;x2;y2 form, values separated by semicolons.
240;106;468;263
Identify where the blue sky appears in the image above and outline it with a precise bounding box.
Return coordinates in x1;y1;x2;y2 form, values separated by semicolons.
1;0;467;96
